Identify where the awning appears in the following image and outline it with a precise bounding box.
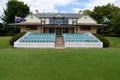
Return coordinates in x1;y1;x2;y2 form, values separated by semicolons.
8;22;108;27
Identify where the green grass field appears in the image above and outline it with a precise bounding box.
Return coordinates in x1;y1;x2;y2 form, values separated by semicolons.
106;37;120;48
0;36;120;80
0;36;12;48
0;48;120;80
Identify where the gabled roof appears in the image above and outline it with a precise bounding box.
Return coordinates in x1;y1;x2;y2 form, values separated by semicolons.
77;14;97;24
24;13;40;22
80;14;97;23
34;13;81;18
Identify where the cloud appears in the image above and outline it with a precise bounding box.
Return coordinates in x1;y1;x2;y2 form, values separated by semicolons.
18;0;78;13
72;8;81;13
85;0;120;10
0;0;7;22
0;0;120;22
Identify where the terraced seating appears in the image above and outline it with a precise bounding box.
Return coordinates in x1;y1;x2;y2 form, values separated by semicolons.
20;33;56;43
14;32;102;48
14;32;56;48
63;33;99;42
63;33;103;48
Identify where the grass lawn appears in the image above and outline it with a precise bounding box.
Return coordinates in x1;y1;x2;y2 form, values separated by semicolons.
0;36;12;48
0;48;120;80
0;36;120;80
106;37;120;48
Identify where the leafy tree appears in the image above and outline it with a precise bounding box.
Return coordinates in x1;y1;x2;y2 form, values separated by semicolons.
92;3;120;24
111;13;120;35
87;3;120;34
0;23;6;36
2;0;30;24
83;9;93;17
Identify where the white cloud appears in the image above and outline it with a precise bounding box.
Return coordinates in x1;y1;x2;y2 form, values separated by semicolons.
18;0;77;13
72;8;82;13
0;0;120;22
0;0;7;22
85;0;120;10
0;0;77;22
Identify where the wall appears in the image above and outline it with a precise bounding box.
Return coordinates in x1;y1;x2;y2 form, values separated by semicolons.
91;26;97;33
45;18;49;24
76;26;97;33
77;15;97;24
20;26;97;33
68;27;74;33
68;19;73;24
25;14;40;22
20;26;26;32
20;26;43;33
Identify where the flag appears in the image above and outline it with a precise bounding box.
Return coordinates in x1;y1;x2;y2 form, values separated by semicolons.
15;16;26;23
103;17;110;23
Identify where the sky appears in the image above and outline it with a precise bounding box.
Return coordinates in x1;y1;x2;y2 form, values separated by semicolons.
0;0;120;22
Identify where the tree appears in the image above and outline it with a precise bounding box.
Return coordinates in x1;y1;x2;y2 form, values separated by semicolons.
111;13;120;35
92;3;120;24
2;0;30;24
0;23;6;36
83;9;93;17
87;3;120;34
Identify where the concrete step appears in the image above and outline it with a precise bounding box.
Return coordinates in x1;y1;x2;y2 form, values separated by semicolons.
55;36;64;48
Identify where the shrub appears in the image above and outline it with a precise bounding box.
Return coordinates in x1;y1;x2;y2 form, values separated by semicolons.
93;33;110;48
9;32;26;45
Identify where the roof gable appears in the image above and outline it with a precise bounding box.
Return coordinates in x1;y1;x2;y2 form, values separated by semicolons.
25;13;40;22
77;14;97;24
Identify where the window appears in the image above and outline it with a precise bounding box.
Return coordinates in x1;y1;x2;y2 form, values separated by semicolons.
50;18;68;24
26;26;37;30
81;26;91;31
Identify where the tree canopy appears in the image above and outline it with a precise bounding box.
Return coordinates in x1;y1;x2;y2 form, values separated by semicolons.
91;3;120;24
111;13;120;35
0;23;6;36
83;3;120;35
2;0;30;24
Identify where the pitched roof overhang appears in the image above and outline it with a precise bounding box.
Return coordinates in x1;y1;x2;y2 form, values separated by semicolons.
8;22;108;27
8;22;42;26
76;23;108;27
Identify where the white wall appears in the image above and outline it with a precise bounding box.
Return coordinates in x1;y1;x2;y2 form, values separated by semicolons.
45;18;49;24
25;14;40;22
68;19;73;24
77;15;97;24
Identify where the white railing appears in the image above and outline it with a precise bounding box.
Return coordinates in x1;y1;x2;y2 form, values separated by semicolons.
14;42;55;48
65;42;103;48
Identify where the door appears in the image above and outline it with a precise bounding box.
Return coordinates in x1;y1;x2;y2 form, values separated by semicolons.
56;28;62;35
50;28;55;33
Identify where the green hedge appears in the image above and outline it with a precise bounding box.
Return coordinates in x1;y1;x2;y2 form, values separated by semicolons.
93;33;110;48
9;32;26;45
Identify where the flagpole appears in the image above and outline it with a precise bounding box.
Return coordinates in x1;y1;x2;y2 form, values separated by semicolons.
15;16;18;33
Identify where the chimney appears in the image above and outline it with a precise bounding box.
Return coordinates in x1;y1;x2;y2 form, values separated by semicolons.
79;10;83;15
35;10;39;14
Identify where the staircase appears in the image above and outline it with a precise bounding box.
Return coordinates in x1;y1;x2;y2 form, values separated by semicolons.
55;36;64;49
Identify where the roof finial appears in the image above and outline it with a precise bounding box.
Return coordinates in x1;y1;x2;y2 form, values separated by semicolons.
79;10;83;15
35;10;39;14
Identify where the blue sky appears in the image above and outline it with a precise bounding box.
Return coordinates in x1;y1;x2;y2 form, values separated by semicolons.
0;0;120;22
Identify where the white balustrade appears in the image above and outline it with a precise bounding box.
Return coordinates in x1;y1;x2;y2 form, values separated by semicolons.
64;42;103;48
14;42;55;48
